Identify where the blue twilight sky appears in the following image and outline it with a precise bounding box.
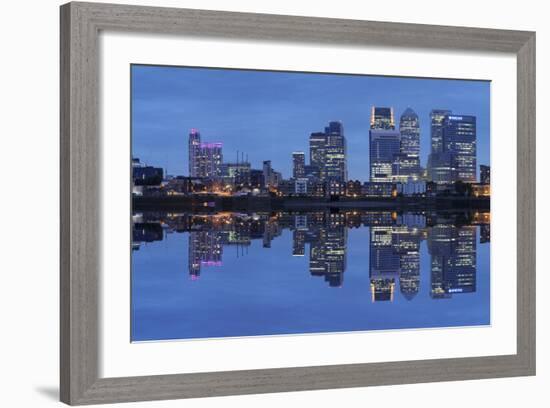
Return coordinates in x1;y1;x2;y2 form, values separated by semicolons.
131;65;490;180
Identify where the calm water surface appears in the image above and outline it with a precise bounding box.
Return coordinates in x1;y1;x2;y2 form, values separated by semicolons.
131;210;490;341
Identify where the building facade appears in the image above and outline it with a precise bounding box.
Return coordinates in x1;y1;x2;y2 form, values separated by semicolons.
188;128;201;177
370;106;395;130
292;151;306;179
397;107;421;180
442;115;477;182
369;129;401;182
196;142;223;178
480;164;490;184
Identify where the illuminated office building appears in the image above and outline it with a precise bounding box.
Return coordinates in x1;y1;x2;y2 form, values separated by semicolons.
429;109;451;154
309;122;347;182
309;132;326;179
324;121;347;182
369;130;401;182
442;115;477;182
370;106;395;130
397;108;421;180
292;151;306;179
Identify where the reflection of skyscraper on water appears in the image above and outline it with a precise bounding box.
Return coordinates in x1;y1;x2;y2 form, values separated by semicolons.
428;225;476;298
368;219;423;302
369;226;399;302
309;212;347;287
292;215;308;257
188;231;223;280
393;226;421;301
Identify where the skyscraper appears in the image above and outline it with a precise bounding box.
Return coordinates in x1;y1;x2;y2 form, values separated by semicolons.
188;128;201;177
323;121;347;182
370;106;395;130
442;115;477;182
369;107;400;182
196;142;223;178
396;108;421;180
369;130;401;182
430;109;452;154
428;112;477;183
292;151;305;179
309;122;347;182
309;132;326;179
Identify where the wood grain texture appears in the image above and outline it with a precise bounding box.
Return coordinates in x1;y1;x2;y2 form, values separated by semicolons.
60;1;536;405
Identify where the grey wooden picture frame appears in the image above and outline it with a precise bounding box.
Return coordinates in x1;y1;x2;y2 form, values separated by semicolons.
60;1;536;405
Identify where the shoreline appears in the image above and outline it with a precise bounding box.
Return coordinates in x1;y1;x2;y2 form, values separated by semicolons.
133;195;490;212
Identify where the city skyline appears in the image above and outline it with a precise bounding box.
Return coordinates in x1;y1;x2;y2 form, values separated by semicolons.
131;65;490;180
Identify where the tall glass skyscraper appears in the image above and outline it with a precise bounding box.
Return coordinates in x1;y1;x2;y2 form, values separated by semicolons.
370;107;400;182
292;151;306;179
369;130;401;182
399;108;421;157
430;109;452;154
442;115;477;182
428;111;477;183
308;122;347;182
309;131;326;179
397;108;421;180
324;121;347;182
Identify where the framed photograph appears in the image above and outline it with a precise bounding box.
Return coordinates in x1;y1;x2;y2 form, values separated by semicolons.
60;2;536;405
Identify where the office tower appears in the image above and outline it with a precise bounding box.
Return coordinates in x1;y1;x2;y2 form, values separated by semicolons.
428;151;457;184
188;128;201;177
309;131;326;178
309;122;348;183
480;164;490;184
292;151;306;179
304;164;320;180
442;115;477;182
262;160;272;188
324;121;347;182
397;108;421;180
399;108;421;157
369;130;401;182
370;106;395;130
430;109;452;154
196;142;223;178
428;110;452;183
